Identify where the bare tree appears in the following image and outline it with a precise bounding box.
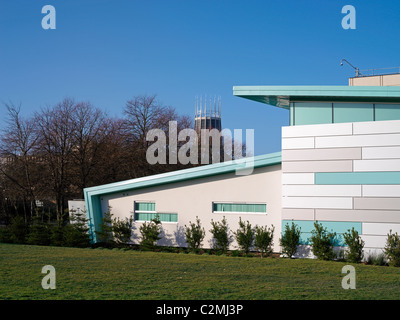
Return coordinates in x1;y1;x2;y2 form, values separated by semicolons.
123;94;194;177
0;103;40;221
34;98;77;220
69;101;109;196
0;95;196;224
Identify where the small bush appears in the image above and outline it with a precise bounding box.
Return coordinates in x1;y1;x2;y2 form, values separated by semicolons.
9;216;28;244
27;217;51;246
309;221;337;261
230;249;241;257
343;227;365;263
63;210;91;248
365;252;387;266
254;224;274;258
0;226;13;243
51;224;65;246
384;230;400;267
139;216;162;249
184;216;205;252
280;221;301;258
95;208;114;245
112;216;133;246
234;218;255;254
209;216;232;253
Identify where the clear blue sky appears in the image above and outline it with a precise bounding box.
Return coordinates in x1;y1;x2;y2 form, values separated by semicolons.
1;0;400;155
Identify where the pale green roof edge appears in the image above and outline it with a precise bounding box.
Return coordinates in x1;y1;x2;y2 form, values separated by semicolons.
233;85;400;109
84;151;281;197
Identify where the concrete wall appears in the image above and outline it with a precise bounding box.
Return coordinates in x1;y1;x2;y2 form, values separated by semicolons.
68;200;86;215
99;164;282;252
349;74;400;86
282;119;400;258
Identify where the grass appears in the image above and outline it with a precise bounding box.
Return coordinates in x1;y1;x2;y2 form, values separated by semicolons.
1;243;400;300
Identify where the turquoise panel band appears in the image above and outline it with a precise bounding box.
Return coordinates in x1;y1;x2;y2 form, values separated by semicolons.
315;172;400;185
282;220;362;246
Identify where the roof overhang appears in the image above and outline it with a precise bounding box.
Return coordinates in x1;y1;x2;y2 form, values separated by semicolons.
84;152;282;198
233;86;400;110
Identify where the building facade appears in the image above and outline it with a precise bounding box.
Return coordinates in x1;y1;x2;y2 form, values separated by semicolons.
234;85;400;257
83;80;400;258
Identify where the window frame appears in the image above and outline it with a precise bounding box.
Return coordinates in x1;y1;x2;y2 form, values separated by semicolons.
133;201;178;223
212;201;267;215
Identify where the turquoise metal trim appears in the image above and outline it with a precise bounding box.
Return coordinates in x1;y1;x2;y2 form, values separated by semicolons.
85;152;281;196
84;152;281;242
84;193;102;243
233;86;400;109
282;220;362;246
315;172;400;185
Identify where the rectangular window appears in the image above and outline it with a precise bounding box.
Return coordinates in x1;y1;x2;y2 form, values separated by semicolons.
212;202;267;214
134;212;178;222
375;104;400;121
134;202;155;212
293;102;333;126
333;103;374;123
156;213;178;222
133;201;177;222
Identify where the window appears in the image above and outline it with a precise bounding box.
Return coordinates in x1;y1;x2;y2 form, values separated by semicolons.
375;104;400;121
212;202;267;214
133;201;177;222
293;102;333;125
333;103;373;123
134;202;155;212
155;213;178;222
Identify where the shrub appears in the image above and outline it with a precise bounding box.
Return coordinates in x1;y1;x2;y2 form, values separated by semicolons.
343;227;365;263
9;216;28;244
139;216;162;249
27;217;52;246
63;209;91;248
112;216;133;246
230;249;241;257
0;226;13;243
234;218;255;254
254;224;275;258
184;216;205;252
95;208;114;245
51;224;65;246
309;221;337;261
280;221;301;258
365;252;387;266
384;230;400;267
209;216;232;253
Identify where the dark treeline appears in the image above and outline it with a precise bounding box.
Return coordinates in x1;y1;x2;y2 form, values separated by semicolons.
0;94;193;225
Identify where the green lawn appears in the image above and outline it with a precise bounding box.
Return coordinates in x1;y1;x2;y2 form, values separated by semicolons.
1;243;400;300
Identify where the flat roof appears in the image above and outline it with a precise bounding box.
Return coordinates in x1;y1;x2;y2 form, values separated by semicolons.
233;86;400;109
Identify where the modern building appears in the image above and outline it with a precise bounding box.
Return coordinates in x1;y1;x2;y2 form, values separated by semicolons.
83;74;400;258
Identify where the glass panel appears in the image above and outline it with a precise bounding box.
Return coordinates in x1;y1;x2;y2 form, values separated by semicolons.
375;104;400;121
135;212;177;222
333;103;373;123
290;102;295;126
158;213;178;222
134;202;155;212
294;102;332;125
135;212;156;221
213;203;266;213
